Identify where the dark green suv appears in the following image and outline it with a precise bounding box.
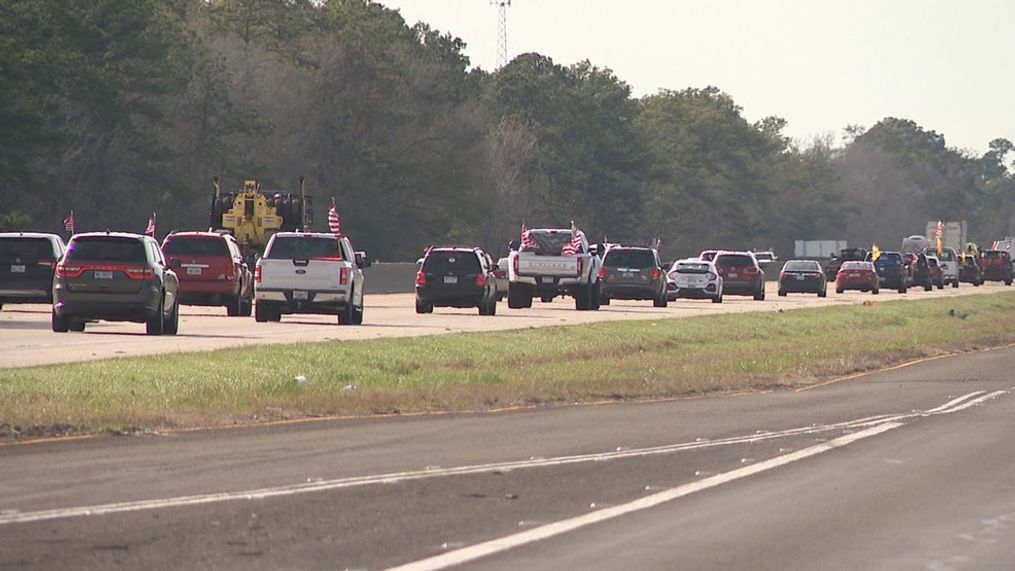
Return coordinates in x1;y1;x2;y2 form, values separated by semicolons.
53;232;180;334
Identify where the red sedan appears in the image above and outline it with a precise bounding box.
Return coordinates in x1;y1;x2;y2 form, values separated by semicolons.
836;261;879;294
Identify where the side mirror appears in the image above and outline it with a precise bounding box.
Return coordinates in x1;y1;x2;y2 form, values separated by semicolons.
508;240;520;251
355;251;371;269
169;258;182;269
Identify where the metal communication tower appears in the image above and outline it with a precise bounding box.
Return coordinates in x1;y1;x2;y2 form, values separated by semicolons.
492;0;511;68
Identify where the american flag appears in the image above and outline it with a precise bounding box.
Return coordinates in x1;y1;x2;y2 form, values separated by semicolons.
63;211;74;234
561;223;584;255
936;220;944;255
328;197;342;237
144;212;157;237
520;223;538;250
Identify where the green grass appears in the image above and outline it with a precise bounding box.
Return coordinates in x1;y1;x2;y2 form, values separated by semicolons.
3;293;1015;438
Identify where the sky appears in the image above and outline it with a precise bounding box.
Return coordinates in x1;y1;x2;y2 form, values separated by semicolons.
375;0;1014;154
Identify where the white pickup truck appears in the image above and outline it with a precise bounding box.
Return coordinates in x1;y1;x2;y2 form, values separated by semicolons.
507;228;602;310
254;232;369;324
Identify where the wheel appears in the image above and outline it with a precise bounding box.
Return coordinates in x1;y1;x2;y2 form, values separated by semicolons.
574;283;592;310
540;294;555;303
415;296;433;314
226;292;242;316
898;286;907;294
753;286;765;301
339;301;355;325
1007;279;1012;286
923;281;932;292
591;283;601;310
69;319;86;332
600;296;611;306
835;288;844;294
653;292;667;308
952;280;959;288
146;295;165;335
507;285;530;309
778;289;787;297
873;287;879;294
351;303;364;325
711;294;722;303
52;310;69;333
488;296;497;316
255;301;270;322
974;280;982;287
818;287;826;298
164;299;179;335
937;282;943;290
240;291;253;317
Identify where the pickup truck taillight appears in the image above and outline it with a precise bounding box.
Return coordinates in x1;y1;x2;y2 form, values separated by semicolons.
254;265;262;284
474;273;487;287
415;270;427;286
597;267;606;280
339;267;350;285
651;268;661;281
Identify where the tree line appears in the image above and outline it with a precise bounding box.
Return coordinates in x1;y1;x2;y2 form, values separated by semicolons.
2;0;1013;261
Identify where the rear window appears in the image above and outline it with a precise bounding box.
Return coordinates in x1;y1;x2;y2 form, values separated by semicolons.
935;249;955;261
674;262;711;274
267;236;342;260
0;237;55;262
840;261;870;270
783;261;820;271
65;237;147;263
163;237;229;257
523;230;576;255
875;254;901;265
715;254;754;267
423;251;480;273
983;251;1005;258
604;249;656;268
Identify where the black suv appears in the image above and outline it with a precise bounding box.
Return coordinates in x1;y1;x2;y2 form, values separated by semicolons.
415;247;498;315
53;232;180;334
0;232;65;310
598;246;667;307
869;251;910;293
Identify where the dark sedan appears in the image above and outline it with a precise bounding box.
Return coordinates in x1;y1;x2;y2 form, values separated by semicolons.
778;260;827;297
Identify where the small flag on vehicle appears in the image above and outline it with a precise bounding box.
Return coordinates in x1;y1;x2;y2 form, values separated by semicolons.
328;197;342;237
871;243;881;261
63;211;74;234
936;220;944;255
521;223;538;250
144;212;157;237
561;221;584;255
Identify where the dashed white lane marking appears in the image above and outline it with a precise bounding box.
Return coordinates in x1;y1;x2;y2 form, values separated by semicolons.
388;422;906;571
0;391;1004;528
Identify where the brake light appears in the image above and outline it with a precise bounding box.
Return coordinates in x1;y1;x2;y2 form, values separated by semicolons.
339;267;349;285
123;267;155;280
651;268;660;281
416;270;427;286
598;267;606;280
254;265;262;284
55;264;83;278
474;273;487;287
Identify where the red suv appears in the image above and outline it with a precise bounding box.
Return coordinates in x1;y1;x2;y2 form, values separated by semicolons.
161;232;254;316
713;251;766;300
979;250;1013;285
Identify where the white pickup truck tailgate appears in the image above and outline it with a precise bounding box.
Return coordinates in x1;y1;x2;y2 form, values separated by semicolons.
517;255;581;277
260;259;348;291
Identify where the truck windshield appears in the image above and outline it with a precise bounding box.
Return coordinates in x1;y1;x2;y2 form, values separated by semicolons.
604;249;655;268
267;236;341;260
523;230;575;255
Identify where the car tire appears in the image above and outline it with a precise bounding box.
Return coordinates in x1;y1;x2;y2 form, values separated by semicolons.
753;286;765;301
226;293;242;317
52;310;69;333
69;319;86;332
836;287;844;294
898;285;907;294
872;287;879;295
352;303;364;325
653;292;667;308
240;292;253;317
339;301;355;325
591;283;601;310
818;287;826;298
146;295;166;335
415;296;432;314
575;283;592;310
540;294;554;303
255;301;270;322
952;280;959;288
164;300;179;335
1007;279;1012;286
924;282;932;292
778;289;787;297
712;293;723;304
600;296;611;306
507;285;530;309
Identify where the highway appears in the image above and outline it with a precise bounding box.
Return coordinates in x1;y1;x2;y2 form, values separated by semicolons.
0;281;1006;369
1;345;1014;569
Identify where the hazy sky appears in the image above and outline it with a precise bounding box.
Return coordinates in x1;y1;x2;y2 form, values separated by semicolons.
376;0;1014;154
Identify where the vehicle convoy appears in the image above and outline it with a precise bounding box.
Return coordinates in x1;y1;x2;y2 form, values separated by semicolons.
161;232;253;316
958;254;983;286
254;232;369;325
597;246;667;307
835;261;879;294
666;258;723;303
925;246;959;288
209;176;313;264
713;251;765;300
778;260;827;297
824;247;869;281
0;232;65;310
979;250;1013;285
52;232;179;335
415;247;498;315
870;251;910;293
507;227;602;311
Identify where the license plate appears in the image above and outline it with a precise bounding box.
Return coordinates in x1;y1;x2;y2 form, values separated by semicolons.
728;272;738;278
795;275;805;280
540;276;554;284
293;290;308;300
10;264;25;273
443;275;458;284
848;273;860;278
623;272;634;278
94;270;113;279
187;267;202;275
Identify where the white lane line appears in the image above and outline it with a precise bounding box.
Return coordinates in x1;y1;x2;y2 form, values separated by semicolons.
929;390;1005;414
388;422;905;571
0;391;999;527
925;391;985;413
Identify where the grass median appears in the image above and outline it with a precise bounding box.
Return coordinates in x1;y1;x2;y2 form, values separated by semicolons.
3;292;1015;439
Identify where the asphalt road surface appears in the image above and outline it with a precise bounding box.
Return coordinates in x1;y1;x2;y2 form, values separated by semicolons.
1;345;1014;569
1;281;1006;369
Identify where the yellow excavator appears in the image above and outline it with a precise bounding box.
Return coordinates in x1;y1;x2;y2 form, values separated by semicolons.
209;176;313;261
